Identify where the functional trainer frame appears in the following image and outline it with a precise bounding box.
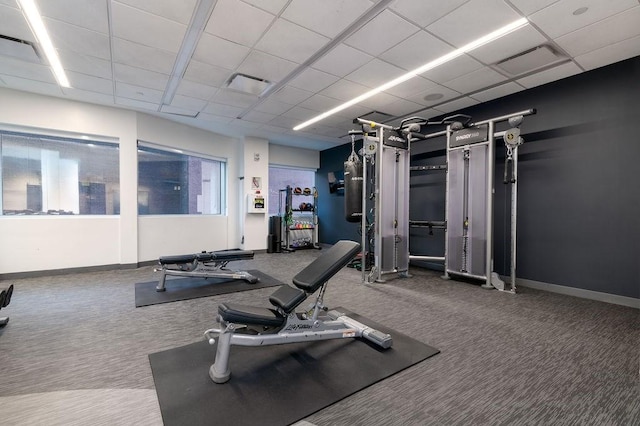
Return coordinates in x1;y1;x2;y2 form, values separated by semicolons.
203;240;393;384
355;118;411;284
155;249;257;291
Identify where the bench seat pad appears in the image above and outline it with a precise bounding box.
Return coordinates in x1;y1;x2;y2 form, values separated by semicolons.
218;303;285;327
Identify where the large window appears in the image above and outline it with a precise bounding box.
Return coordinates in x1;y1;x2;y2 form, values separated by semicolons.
0;131;120;215
137;142;226;215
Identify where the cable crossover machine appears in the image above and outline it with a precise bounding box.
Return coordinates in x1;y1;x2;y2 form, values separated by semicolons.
347;108;535;293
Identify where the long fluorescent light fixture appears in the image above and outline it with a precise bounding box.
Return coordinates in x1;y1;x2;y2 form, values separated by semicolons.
293;18;528;131
17;0;70;87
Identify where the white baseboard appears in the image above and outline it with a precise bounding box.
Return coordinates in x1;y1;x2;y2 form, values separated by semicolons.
511;277;639;309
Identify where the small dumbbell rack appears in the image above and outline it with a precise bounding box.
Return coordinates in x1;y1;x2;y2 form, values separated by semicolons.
279;185;320;251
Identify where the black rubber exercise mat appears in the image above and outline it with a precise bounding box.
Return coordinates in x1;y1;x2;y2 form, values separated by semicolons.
135;270;283;307
149;309;440;426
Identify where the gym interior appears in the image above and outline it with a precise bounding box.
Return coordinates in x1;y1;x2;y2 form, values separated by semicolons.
0;1;638;425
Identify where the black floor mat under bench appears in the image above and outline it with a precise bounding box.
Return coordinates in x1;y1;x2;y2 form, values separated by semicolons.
134;270;283;307
149;309;440;426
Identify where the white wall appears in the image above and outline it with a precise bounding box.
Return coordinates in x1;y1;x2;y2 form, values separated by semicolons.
241;137;269;250
269;144;319;169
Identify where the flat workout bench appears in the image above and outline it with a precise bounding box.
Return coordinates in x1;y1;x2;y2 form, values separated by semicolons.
155;249;257;292
204;240;393;384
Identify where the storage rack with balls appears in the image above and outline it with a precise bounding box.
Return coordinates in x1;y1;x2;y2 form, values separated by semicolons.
279;185;320;251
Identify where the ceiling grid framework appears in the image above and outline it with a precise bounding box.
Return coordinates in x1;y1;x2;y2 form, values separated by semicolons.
0;0;637;149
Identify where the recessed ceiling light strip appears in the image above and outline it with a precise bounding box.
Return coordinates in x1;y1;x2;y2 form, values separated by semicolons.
293;18;529;131
17;0;70;87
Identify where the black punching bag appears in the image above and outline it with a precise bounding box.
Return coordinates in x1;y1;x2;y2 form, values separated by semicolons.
344;158;363;222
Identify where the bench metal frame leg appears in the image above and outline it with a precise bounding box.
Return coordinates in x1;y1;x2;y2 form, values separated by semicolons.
204;310;392;384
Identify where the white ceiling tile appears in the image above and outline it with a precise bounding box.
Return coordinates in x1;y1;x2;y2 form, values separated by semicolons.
253;99;294;115
390;0;470;27
116;81;164;104
530;0;638;39
111;2;186;52
574;34;640;71
114;63;168;91
112;38;177;74
334;103;371;119
288;68;340;92
469;24;548;65
345;10;420;56
319;79;369;101
160;104;199;116
0;4;35;42
205;0;275;47
61;88;115;105
210;88;258;108
270;85;313;104
115;96;159;111
254;18;329;63
193;33;251;69
384;76;434;98
114;0;198;25
170;94;208;111
433;96;478;113
379;30;452;71
419;54;483;84
197;112;234;124
66;71;113;95
555;6;640;57
203;101;245;117
230;118;262;129
183;60;231;87
0;74;63;97
0;56;55;83
38;0;109;33
345;59;405;87
359;92;400;111
312;44;373;77
470;82;525;102
380;97;425;116
45;19;111;60
268;115;301;129
426;0;522;47
57;51;113;79
281;106;321;121
241;0;288;15
508;0;559;16
237;51;298;83
444;67;507;93
243;110;278;124
297;94;342;112
516;61;582;88
282;0;373;38
176;80;218;100
407;83;462;106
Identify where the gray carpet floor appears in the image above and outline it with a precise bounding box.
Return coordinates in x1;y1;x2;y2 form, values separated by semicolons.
0;249;638;425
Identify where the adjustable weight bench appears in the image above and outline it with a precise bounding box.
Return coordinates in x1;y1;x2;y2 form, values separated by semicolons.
204;240;393;384
155;250;258;292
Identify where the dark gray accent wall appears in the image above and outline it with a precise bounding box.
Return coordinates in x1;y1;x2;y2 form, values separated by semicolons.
318;56;640;299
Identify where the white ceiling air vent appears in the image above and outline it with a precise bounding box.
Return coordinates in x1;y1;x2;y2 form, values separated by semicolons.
495;45;564;76
0;34;41;63
225;73;272;96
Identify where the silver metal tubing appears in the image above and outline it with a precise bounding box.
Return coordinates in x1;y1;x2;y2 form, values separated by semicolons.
484;120;495;288
410;255;445;262
356;117;395;130
361;151;367;284
471;109;536;126
442;125;451;279
407;129;448;141
511;145;519;293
